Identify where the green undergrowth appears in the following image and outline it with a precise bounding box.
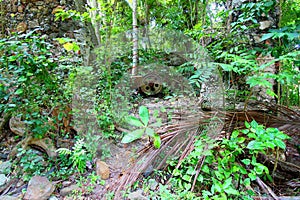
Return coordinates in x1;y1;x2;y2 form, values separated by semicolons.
137;120;289;199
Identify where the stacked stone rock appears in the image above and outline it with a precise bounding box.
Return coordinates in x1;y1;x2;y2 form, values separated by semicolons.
3;0;78;39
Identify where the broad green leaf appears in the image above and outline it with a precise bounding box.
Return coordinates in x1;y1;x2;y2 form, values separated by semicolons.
261;33;274;41
224;187;239;195
26;72;33;76
231;130;239;138
145;127;155;137
244;178;251;186
183;182;191;190
125;116;144;127
14;88;23;95
241;159;250;165
153;134;161;149
274;139;286;149
214;181;222;192
72;43;80;52
223;177;232;189
250;120;258;128
264;0;274;6
8;55;18;62
197;174;204;182
237;137;246;143
248;172;257;181
18;76;27;82
139;106;149;126
202;165;210;174
247;141;263;150
275;132;289;140
186;166;195;175
254;163;267;174
121;129;144;143
265;141;275;149
150;121;162;127
173;168;181;176
182;174;191;182
241;129;249;134
245;121;250;128
215;171;224;180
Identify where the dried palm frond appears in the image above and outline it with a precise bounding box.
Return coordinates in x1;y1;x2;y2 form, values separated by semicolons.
105;103;300;199
106;111;224;199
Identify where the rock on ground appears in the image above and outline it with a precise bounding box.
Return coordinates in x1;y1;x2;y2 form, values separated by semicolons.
24;176;55;200
96;159;110;180
60;184;81;197
128;189;147;200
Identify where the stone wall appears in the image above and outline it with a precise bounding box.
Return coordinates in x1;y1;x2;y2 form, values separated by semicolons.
1;0;79;39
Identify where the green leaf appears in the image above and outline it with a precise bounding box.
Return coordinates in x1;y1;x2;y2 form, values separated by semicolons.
150;121;162;127
224;187;239;195
72;43;80;52
215;171;224;180
18;76;27;82
58;112;64;121
139;106;149;126
182;174;191;182
241;129;249;134
186;166;195;175
223;177;232;189
153;134;161;149
274;139;286;149
244;178;251;186
245;121;250;128
265;141;275;149
248;172;257;181
241;159;250;165
202;165;210;174
14;88;23;95
237;137;246;143
250;120;258;129
121;129;144;143
231;130;239;138
261;33;274;41
125;116;144;127
184;182;191;190
173;168;181;176
254;163;268;175
145;127;155;137
197;174;204;182
247;141;263;150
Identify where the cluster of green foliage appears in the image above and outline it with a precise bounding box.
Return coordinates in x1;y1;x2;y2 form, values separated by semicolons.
13;137;95;182
0;32;98;180
121;106;162;148
2;0;299;198
200;0;300;106
94;53;131;138
0;31;77;138
56;138;93;173
164;121;289;199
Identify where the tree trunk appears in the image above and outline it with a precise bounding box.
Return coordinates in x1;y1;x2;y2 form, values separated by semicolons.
131;0;138;76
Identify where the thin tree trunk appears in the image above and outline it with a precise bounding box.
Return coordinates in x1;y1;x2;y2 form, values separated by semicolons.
131;0;138;76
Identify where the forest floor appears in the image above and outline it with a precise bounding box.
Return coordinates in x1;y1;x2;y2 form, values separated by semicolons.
0;96;300;199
